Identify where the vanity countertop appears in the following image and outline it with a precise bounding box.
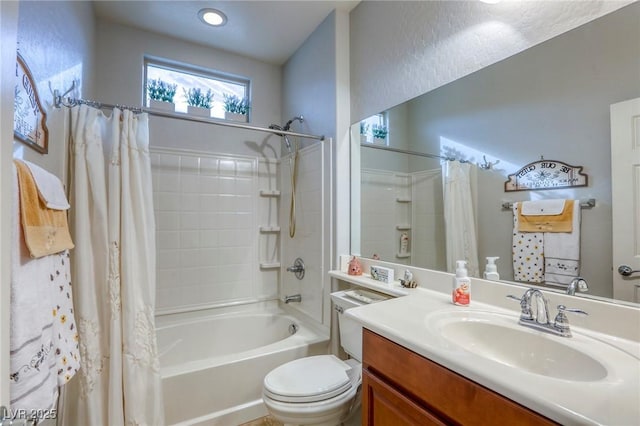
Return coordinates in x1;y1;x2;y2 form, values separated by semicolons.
345;286;640;426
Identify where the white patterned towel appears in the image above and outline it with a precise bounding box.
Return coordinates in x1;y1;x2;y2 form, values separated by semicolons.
512;203;544;283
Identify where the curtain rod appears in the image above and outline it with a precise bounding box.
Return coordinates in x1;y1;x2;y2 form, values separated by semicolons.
360;143;502;170
360;143;454;161
53;95;325;141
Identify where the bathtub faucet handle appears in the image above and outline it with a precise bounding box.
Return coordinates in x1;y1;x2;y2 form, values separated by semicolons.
286;258;305;280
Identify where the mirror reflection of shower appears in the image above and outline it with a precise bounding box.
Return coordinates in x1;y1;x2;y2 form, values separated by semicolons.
269;116;304;238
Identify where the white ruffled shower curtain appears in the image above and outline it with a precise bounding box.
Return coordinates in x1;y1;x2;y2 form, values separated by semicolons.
63;104;164;425
442;160;480;277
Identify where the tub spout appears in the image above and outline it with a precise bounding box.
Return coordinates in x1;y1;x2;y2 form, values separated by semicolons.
284;294;302;304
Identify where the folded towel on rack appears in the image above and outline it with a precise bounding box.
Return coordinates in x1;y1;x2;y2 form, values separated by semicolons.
512;202;544;283
517;199;574;233
14;159;74;258
24;160;70;210
544;200;581;287
520;199;565;215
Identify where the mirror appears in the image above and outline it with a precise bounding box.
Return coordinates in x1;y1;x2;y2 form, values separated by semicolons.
350;3;640;304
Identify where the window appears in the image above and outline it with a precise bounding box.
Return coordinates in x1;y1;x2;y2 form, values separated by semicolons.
359;113;388;145
144;57;250;121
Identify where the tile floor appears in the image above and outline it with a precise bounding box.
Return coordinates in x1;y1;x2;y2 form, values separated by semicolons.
240;415;284;426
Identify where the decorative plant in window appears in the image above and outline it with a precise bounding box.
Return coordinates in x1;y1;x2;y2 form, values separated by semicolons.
372;124;388;140
223;94;250;121
147;79;177;103
223;94;250;115
183;87;214;109
359;122;369;142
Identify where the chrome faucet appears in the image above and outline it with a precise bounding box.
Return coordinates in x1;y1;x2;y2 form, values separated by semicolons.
566;277;589;295
284;294;302;304
507;288;587;337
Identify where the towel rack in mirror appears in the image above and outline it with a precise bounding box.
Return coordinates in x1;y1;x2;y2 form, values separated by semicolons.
501;198;596;211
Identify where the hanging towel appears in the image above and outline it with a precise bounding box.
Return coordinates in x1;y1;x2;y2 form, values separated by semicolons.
544;200;581;287
50;249;81;386
10;166;80;411
23;160;70;210
518;199;574;233
10;165;58;411
512;202;544;283
14;159;74;258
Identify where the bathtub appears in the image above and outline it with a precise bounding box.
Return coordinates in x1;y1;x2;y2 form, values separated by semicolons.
156;301;329;425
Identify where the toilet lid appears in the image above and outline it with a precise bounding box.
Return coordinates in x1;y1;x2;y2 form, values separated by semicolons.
264;355;353;403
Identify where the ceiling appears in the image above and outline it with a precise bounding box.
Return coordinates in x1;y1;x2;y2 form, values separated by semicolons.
93;1;359;65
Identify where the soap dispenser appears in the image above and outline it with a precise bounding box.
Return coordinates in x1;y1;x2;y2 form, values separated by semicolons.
452;260;470;306
483;257;500;281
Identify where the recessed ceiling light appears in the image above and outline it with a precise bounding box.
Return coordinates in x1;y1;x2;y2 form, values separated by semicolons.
479;0;501;3
198;8;227;27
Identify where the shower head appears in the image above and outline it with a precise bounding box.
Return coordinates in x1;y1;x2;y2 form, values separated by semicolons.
270;116;304;154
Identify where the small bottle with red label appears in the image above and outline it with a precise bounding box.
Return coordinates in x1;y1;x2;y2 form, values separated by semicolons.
452;260;470;306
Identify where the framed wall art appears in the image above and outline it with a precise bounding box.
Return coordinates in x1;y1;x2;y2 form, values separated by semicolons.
14;53;48;154
504;158;588;191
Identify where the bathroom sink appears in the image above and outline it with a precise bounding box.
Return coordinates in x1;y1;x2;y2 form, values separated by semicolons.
426;310;625;382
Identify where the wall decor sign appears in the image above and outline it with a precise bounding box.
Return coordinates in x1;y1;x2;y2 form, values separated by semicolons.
14;54;48;153
504;158;588;191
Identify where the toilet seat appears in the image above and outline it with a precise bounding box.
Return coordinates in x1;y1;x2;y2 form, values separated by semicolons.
263;355;358;403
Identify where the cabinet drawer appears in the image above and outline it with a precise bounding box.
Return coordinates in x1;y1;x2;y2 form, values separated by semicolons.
363;328;557;426
363;369;446;426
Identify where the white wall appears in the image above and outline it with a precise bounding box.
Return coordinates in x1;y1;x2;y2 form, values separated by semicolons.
0;0;19;407
349;0;633;122
282;12;337;144
13;0;95;181
281;12;340;327
94;20;282;159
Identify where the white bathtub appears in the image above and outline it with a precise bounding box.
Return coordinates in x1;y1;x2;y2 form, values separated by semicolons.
156;301;329;425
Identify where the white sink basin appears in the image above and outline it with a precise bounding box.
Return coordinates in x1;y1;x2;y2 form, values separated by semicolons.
426;310;633;382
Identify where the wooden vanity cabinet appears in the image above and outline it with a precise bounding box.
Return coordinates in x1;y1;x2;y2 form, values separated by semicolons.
362;329;557;426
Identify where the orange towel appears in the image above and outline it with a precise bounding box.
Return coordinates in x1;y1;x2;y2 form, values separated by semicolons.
14;160;74;258
517;200;574;233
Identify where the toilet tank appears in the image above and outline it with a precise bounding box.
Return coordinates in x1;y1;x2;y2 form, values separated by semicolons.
330;289;391;361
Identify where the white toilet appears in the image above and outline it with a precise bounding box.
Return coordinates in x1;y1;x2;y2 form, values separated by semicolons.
262;290;383;426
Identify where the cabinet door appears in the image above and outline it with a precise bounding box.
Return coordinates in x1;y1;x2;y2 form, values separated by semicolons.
362;369;446;426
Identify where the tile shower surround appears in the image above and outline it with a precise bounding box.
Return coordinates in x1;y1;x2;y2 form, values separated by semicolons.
279;143;325;324
151;149;279;313
360;168;445;270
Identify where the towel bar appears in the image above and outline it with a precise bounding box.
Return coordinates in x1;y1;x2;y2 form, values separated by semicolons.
501;198;595;211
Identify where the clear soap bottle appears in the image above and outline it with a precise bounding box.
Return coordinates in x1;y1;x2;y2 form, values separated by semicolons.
483;257;500;280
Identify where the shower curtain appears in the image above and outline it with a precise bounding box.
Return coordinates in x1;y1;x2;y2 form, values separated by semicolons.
442;160;479;277
63;105;164;425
